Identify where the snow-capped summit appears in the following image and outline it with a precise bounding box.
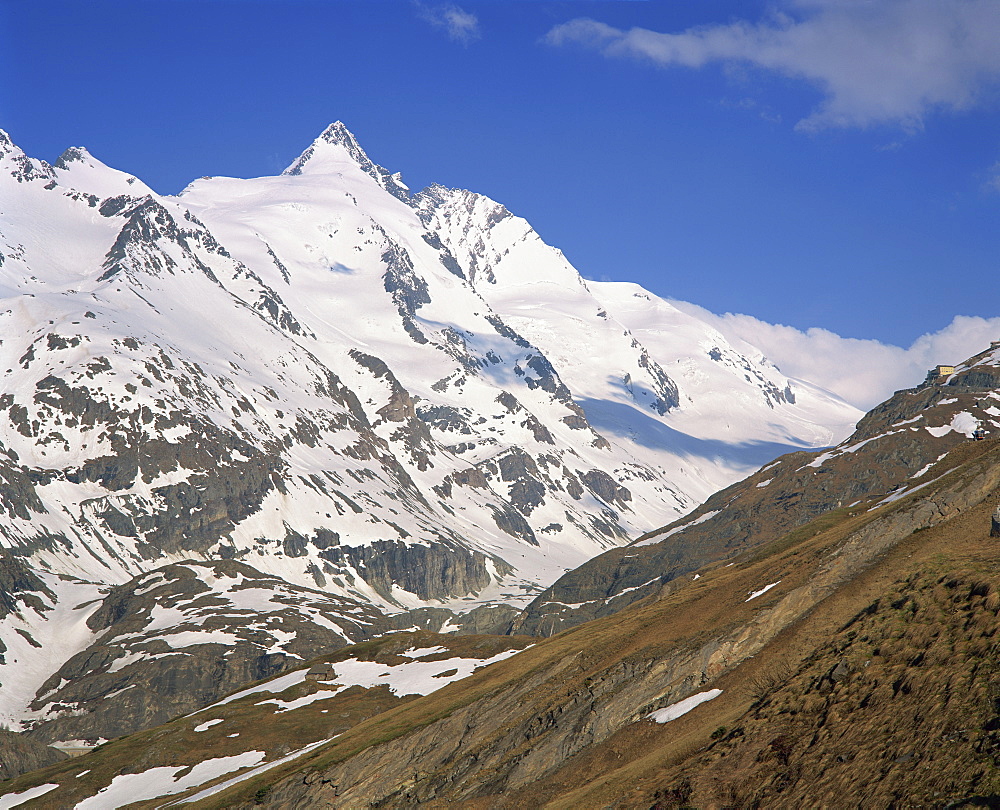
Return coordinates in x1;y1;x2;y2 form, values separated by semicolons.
52;145;154;200
282;120;410;200
0;120;863;602
0;123;863;733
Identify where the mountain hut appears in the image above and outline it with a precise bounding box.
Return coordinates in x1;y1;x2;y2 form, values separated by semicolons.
306;663;337;681
925;365;956;384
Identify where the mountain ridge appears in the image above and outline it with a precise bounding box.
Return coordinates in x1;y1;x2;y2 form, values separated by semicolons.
0;122;857;742
3;393;996;807
511;342;1000;636
1;123;999;807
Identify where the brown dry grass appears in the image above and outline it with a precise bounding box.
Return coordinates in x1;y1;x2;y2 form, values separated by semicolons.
182;440;1000;808
534;457;1000;809
9;440;1000;810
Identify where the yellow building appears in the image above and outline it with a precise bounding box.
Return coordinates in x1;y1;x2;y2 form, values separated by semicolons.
925;365;956;384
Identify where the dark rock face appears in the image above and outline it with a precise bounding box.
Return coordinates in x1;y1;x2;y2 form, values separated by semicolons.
0;552;53;628
0;450;48;525
488;502;539;546
494;392;554;444
389;603;521;636
497;449;547;515
382;241;431;344
512;358;1000;637
319;540;509;602
580;469;631;508
636;347;679;413
416;404;473;435
22;560;392;744
0;729;68;781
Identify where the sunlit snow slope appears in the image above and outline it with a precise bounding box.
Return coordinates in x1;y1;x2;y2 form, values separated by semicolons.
0;122;860;729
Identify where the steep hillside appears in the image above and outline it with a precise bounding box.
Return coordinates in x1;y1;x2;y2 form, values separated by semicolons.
0;632;533;807
215;436;1000;808
4;426;998;807
0;121;859;741
513;342;1000;636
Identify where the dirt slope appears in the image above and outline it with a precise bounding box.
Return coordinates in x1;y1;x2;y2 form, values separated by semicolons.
192;437;1000;808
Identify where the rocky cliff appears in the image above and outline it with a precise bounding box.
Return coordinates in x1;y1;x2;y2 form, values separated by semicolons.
2;360;999;807
512;343;1000;636
0;122;860;738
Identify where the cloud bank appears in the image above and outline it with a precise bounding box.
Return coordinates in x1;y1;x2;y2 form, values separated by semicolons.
672;301;1000;409
547;0;1000;130
416;3;481;45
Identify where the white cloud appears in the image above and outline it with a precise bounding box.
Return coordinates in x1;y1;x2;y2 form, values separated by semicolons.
416;3;481;45
672;301;1000;409
546;1;1000;131
986;160;1000;193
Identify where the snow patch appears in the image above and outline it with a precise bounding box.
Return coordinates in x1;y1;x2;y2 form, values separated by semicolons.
925;411;980;438
163;739;332;805
746;581;781;602
647;689;722;723
635;511;719;546
0;784;60;809
74;752;266;809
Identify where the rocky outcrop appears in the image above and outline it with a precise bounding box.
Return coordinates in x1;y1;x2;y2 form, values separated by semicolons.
0;729;68;781
0;551;53;626
233;441;1000;809
318;540;510;603
513;358;1000;637
22;560;392;744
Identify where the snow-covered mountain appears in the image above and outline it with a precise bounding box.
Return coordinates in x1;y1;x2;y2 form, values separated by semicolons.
0;122;860;734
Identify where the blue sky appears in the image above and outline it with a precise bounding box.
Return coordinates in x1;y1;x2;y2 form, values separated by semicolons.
3;0;1000;354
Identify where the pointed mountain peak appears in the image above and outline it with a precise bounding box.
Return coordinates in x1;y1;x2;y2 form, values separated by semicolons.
282;121;410;201
317;120;362;151
283;121;373;176
52;145;153;200
54;146;94;169
0;130;56;184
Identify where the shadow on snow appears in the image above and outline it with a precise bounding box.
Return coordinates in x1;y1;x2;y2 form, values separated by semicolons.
576;396;819;471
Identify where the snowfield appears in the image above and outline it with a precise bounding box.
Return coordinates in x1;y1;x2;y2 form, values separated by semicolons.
0;122;861;730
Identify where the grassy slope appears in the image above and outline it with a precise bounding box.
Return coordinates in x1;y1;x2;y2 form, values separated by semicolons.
0;632;532;808
5;439;998;809
192;438;1000;808
516;441;1000;808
